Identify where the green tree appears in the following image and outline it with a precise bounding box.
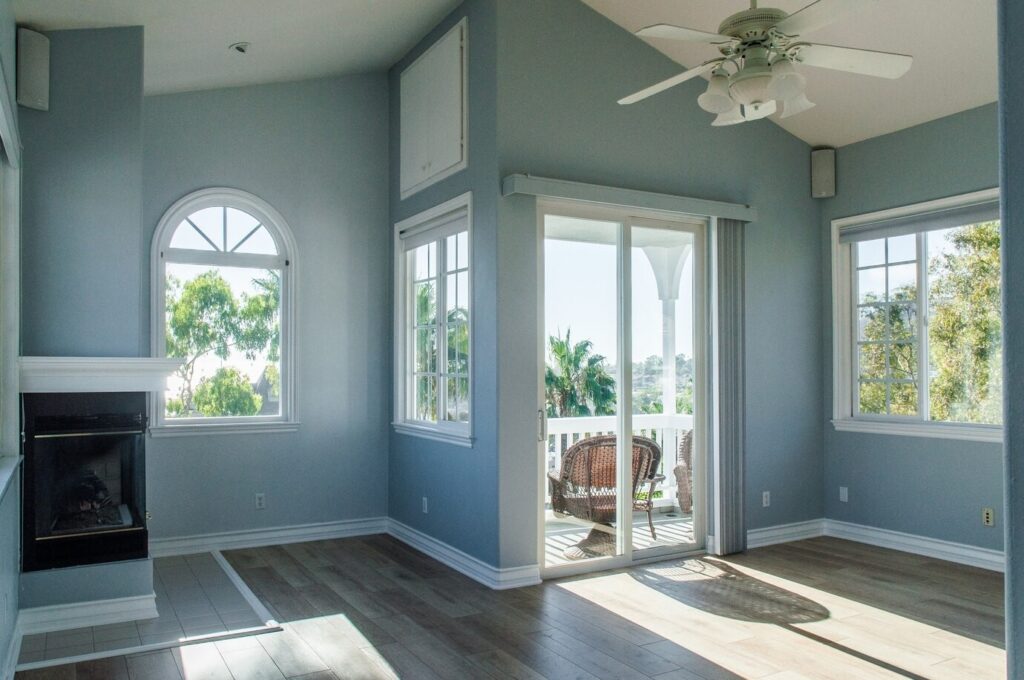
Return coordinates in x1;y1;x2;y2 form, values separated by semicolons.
928;222;1001;423
545;329;616;417
858;301;917;415
165;269;280;416
165;272;240;412
193;367;262;416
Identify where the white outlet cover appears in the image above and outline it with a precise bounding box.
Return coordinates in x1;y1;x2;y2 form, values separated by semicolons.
839;487;849;503
762;491;770;508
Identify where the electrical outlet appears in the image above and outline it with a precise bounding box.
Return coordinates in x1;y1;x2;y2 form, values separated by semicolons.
762;491;770;508
982;507;995;527
839;486;849;503
422;497;429;514
254;492;266;510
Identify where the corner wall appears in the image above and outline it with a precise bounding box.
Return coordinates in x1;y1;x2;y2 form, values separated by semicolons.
20;28;144;358
0;0;18;669
997;0;1023;670
142;76;391;540
820;104;1004;551
387;0;502;566
18;25;392;566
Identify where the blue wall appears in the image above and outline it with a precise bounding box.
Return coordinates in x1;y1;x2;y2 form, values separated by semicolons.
492;0;824;566
21;28;144;358
387;0;502;566
0;472;18;674
143;75;391;540
19;25;391;563
0;0;18;669
820;104;1004;550
997;0;1023;671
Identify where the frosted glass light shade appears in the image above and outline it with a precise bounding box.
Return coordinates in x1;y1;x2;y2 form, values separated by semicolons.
711;105;745;126
697;73;734;114
729;69;772;106
766;59;806;101
781;92;816;118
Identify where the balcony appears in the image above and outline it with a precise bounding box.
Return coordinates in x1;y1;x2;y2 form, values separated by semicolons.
544;413;696;567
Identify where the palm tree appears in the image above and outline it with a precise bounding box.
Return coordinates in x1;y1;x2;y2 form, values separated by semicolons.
545;329;616;417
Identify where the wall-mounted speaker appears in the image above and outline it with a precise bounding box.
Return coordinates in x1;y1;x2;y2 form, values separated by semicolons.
811;147;836;199
17;28;49;111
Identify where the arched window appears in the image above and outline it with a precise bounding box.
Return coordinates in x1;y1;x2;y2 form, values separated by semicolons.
151;188;296;434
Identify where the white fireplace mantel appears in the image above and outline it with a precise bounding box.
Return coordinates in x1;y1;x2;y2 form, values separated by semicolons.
19;357;184;393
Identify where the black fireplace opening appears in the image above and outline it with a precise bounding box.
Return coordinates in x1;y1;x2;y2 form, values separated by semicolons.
22;392;148;572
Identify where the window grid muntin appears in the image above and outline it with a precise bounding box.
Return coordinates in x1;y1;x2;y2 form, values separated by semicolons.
406;231;470;426
156;197;293;427
852;225;1001;425
853;234;921;418
443;232;470;423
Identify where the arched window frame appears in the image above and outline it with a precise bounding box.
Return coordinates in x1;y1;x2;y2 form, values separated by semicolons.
150;188;298;436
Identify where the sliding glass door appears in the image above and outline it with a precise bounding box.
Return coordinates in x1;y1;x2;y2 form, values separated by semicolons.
540;203;706;575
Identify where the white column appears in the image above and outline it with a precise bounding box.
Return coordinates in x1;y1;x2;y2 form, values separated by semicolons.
661;298;677;416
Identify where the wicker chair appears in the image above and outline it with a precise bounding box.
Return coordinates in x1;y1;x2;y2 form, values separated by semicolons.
548;434;665;539
673;429;694;514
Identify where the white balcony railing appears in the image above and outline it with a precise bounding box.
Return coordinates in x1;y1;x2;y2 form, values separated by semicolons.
545;413;694;507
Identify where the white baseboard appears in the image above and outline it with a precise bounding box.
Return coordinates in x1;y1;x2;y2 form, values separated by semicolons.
386;519;541;590
18;594;157;636
148;517;388;557
1;613;20;680
745;517;1004;572
822;519;1005;572
747;519;826;549
147;515;540;591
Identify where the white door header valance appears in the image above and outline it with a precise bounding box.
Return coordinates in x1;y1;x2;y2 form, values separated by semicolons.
501;174;757;223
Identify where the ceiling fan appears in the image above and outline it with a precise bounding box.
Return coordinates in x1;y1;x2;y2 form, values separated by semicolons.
618;0;913;125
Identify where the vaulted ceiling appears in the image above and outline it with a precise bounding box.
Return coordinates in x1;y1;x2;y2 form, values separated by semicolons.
584;0;998;147
14;0;997;147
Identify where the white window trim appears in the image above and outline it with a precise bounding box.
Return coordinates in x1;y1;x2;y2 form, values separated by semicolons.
831;187;1002;443
393;191;473;447
149;187;299;437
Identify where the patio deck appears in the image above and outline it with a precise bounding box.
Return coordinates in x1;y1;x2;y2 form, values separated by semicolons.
544;509;696;567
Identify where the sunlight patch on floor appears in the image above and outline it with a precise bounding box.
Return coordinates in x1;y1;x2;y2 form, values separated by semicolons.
556;557;1005;679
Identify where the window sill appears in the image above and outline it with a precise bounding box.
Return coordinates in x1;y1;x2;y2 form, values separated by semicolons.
149;421;300;438
392;422;473;448
832;418;1002;443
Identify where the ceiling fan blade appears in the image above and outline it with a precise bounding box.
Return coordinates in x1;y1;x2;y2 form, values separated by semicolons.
794;43;912;79
774;0;863;37
618;60;723;106
637;24;734;44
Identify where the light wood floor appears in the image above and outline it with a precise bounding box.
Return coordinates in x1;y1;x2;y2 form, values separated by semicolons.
16;535;1005;679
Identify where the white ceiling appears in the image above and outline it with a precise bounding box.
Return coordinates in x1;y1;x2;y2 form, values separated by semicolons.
13;0;460;95
583;0;998;147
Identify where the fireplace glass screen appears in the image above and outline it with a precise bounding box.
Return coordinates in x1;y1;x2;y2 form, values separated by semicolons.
22;393;148;571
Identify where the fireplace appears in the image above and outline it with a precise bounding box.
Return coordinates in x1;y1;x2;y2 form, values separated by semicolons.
22;392;148;572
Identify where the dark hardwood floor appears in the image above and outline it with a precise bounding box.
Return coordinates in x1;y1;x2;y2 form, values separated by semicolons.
16;535;1006;679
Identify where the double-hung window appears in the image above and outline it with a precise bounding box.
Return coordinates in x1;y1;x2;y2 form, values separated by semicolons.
832;189;1002;441
394;193;472;445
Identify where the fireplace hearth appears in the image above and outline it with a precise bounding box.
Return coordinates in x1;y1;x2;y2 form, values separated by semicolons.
22;392;148;572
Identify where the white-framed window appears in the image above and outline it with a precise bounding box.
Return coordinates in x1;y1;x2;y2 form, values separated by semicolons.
150;188;297;437
831;188;1002;442
393;192;472;446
